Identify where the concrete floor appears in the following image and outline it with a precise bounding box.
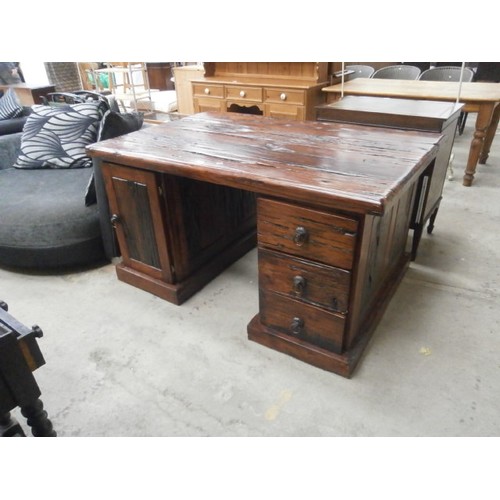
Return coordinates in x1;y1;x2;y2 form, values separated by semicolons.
2;115;500;438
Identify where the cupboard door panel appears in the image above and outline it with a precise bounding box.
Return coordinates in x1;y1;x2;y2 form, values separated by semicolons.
102;163;173;282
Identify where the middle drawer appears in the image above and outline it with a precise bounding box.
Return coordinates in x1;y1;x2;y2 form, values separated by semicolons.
225;85;262;102
259;249;351;314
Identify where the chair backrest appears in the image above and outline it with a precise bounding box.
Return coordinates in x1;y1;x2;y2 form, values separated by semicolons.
371;65;421;80
345;65;375;79
41;91;114;112
419;66;475;82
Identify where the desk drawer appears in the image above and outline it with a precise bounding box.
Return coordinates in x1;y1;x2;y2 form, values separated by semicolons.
260;290;345;354
259;249;351;313
192;83;224;98
225;85;262;102
258;198;358;270
264;88;305;105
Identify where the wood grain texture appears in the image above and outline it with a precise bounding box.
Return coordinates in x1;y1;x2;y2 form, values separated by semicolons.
88;112;440;216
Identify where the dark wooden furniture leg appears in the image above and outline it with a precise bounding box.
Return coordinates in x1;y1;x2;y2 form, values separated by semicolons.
21;399;56;437
427;207;439;234
0;301;56;437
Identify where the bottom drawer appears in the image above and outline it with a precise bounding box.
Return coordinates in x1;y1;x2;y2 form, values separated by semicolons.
259;290;346;354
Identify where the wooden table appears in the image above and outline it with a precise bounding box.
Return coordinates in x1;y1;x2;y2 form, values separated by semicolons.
322;78;500;186
88;112;440;377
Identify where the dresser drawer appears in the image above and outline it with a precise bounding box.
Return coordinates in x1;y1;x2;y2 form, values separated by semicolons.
265;103;305;121
225;85;262;102
192;83;224;98
259;249;351;313
260;291;345;353
264;88;305;105
257;198;358;270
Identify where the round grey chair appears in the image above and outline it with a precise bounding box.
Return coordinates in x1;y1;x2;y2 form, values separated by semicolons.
419;66;475;135
419;65;475;82
371;64;421;80
345;65;375;79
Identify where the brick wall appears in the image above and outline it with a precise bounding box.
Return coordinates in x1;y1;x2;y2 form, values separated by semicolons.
44;62;82;92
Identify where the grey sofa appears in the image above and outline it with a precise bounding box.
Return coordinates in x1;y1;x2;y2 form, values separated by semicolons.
0;132;107;269
0;106;31;136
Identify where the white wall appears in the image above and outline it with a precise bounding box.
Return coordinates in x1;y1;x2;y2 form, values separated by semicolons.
19;62;50;85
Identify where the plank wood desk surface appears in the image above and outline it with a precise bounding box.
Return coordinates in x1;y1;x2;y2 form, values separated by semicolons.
322;78;500;186
88;112;440;377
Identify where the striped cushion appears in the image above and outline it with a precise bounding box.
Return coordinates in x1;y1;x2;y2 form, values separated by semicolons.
13;102;105;169
0;88;23;120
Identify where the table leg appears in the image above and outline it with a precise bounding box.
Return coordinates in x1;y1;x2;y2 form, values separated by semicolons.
463;104;495;186
20;398;56;437
479;103;500;164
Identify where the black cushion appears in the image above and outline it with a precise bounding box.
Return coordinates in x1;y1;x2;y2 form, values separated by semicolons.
0;168;104;269
85;110;143;206
98;109;144;141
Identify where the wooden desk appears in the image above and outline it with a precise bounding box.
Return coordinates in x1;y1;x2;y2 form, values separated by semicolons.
88;112;440;377
322;78;500;186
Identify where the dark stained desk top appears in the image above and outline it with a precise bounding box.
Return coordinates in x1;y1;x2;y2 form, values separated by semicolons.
88;112;440;215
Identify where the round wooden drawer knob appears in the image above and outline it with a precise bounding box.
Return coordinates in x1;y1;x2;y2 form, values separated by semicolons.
280;93;287;101
204;88;210;95
239;90;246;98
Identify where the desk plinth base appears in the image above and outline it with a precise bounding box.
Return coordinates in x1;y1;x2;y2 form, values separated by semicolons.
247;316;367;378
115;231;257;305
248;255;410;378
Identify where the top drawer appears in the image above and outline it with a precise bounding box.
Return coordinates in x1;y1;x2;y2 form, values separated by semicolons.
225;85;262;102
264;88;305;105
192;83;224;98
257;198;358;270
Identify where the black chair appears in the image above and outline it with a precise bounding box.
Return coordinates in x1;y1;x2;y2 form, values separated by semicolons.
419;66;475;135
474;62;500;82
371;64;421;80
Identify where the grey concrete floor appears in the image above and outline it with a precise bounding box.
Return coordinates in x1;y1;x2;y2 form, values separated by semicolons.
2;115;499;438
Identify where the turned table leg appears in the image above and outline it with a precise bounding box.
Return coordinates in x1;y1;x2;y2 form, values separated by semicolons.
479;103;500;165
20;398;57;437
463;103;495;186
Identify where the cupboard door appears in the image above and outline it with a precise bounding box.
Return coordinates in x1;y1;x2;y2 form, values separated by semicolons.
102;163;173;282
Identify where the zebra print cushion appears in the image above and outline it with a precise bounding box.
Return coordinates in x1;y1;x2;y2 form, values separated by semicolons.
0;88;23;120
14;102;105;169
